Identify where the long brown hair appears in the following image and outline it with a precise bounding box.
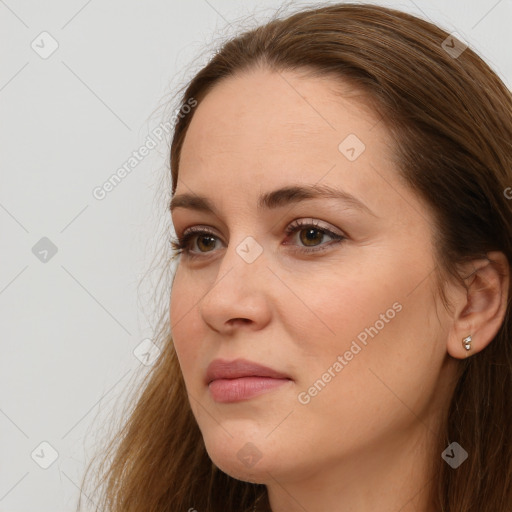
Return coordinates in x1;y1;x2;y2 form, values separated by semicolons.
78;3;512;511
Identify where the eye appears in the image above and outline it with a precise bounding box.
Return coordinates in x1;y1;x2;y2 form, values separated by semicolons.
169;219;345;259
283;218;345;254
169;226;220;258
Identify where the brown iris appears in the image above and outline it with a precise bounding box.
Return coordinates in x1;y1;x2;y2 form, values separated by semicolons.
196;235;217;252
300;227;324;247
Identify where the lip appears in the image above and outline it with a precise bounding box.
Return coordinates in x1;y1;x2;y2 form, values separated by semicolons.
205;358;292;403
205;358;291;384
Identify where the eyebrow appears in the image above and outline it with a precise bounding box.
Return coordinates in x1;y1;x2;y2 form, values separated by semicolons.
169;184;376;217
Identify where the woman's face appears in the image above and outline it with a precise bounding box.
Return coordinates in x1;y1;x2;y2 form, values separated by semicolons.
169;68;458;490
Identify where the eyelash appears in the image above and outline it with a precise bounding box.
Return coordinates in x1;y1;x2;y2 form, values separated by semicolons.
169;219;345;260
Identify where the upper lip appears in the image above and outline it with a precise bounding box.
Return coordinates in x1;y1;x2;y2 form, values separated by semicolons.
205;358;291;385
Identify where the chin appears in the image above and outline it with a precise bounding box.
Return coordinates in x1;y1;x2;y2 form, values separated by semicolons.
201;428;284;483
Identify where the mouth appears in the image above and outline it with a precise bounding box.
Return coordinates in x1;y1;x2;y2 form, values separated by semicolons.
205;358;292;403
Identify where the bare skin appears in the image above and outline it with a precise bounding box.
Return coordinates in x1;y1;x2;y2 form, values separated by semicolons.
169;67;509;512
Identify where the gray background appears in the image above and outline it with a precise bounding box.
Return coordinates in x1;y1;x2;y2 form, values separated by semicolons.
1;0;510;510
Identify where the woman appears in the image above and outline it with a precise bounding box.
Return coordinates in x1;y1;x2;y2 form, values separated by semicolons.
78;3;512;511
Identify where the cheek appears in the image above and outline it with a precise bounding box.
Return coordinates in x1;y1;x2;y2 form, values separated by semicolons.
290;265;441;413
288;269;398;358
169;275;204;379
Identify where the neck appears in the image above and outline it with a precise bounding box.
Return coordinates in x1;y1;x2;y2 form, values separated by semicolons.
260;422;440;512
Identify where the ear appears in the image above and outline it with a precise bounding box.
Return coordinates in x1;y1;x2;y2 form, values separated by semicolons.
446;251;510;359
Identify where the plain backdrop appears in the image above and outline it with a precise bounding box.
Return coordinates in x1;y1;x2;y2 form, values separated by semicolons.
0;0;511;510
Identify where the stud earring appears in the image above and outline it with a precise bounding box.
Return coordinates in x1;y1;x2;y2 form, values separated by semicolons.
462;335;472;351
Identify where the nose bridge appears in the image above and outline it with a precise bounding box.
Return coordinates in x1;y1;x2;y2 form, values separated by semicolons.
215;231;267;288
198;230;271;327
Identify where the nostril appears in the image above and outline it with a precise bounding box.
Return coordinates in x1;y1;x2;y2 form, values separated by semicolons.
228;318;251;325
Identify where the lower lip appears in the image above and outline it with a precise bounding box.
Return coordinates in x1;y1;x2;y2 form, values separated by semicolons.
208;377;291;403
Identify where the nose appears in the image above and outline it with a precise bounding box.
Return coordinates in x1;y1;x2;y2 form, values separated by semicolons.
198;236;272;334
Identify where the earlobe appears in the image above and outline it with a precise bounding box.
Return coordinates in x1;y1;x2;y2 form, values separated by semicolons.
446;251;510;359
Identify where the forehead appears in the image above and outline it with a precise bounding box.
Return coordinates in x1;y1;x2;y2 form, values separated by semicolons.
178;68;391;191
183;68;379;147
